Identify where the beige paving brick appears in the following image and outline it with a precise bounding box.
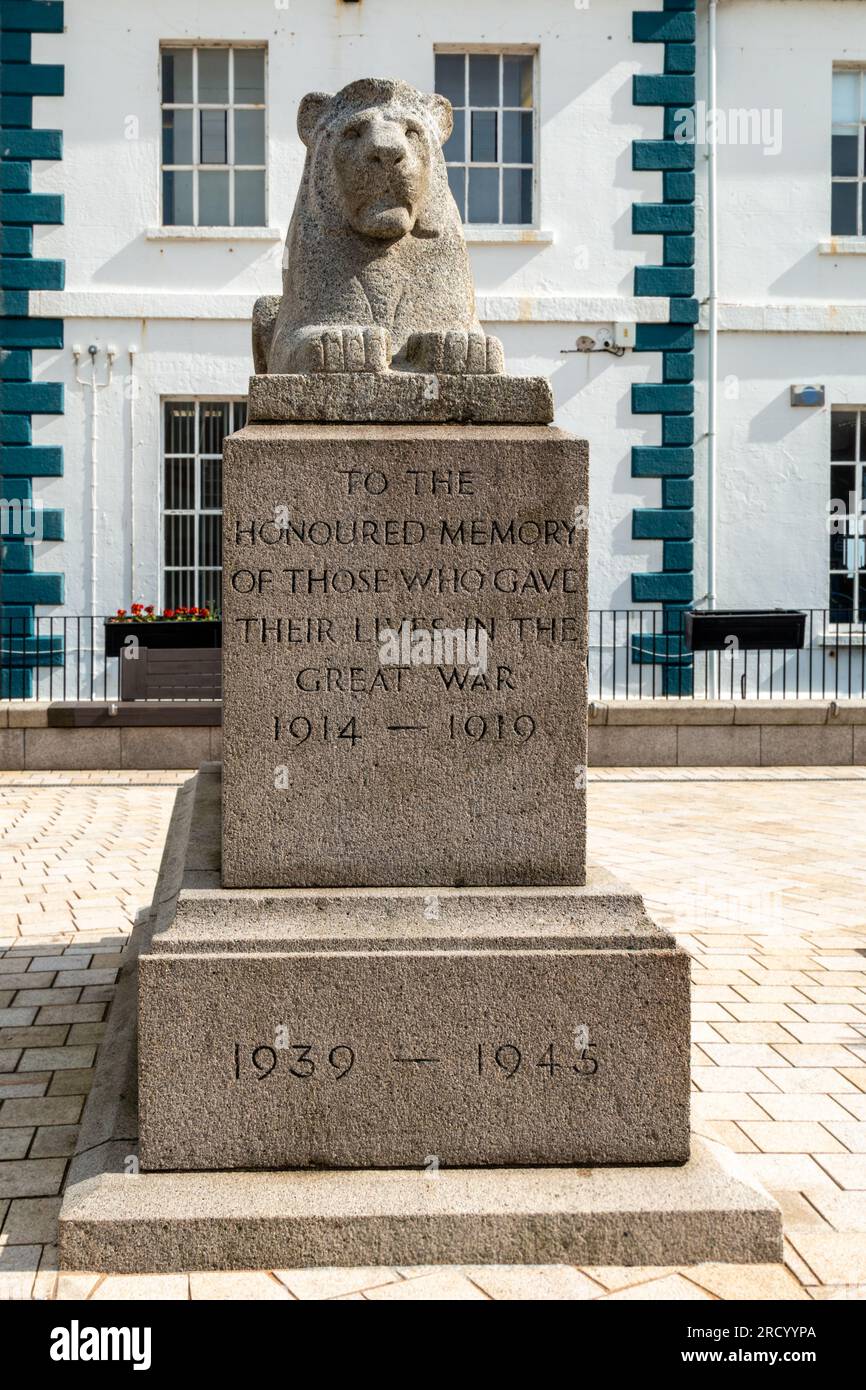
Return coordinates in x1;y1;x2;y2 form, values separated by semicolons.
804;1190;866;1233
18;1045;95;1072
29;1124;77;1158
0;1128;32;1159
364;1270;489;1300
691;1092;771;1121
788;1232;866;1284
0;1026;68;1049
735;1154;838;1188
581;1265;675;1291
815;1155;866;1188
601;1273;714;1301
0;1095;83;1127
2;1195;60;1244
739;1121;846;1153
0;1242;39;1299
189;1272;293;1300
91;1274;190;1301
0;1156;66;1198
687;1263;808;1300
464;1265;604;1300
55;1273;102;1300
755;1094;855;1123
692;1066;781;1092
47;1069;93;1097
0;1048;21;1072
761;1068;857;1093
838;1069;866;1092
274;1266;402;1299
33;1003;105;1026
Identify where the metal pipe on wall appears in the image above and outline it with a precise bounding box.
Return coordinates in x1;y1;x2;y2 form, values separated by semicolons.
706;0;719;612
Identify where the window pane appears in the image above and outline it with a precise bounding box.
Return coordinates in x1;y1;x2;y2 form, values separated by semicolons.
201;457;222;511
165;457;194;511
832;412;858;461
832;71;860;123
199;514;221;572
234;48;264;104
198;48;229;104
163;170;193;225
831;463;856;506
235;109;264;165
830;530;851;571
200;109;227;164
832;130;859;176
442;108;465;163
471;110;497;162
503;167;532;224
199;170;229;225
162;48;193;104
503;55;532;108
199;402;231;454
469;54;499;107
503;110;532;163
163;108;193;164
832;181;858;235
435;53;465;108
233;401;248;431
165;401;195;453
447;165;466;218
830;571;855;620
165;514;194;567
200;571;221;614
234;170;266;226
467;166;499;222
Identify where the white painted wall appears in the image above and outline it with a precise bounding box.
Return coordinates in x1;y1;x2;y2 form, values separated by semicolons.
23;0;866;627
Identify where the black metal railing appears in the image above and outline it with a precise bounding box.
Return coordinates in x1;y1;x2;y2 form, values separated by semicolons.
1;609;865;702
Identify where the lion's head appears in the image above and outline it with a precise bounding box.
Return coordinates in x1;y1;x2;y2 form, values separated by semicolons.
296;78;454;241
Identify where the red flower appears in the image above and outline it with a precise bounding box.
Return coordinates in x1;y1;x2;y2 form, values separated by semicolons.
116;608;126;617
145;605;154;615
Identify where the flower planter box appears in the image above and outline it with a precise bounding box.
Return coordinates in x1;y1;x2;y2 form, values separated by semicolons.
685;609;806;652
104;621;222;659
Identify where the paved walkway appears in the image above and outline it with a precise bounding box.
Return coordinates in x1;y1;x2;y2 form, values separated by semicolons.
1;768;865;1300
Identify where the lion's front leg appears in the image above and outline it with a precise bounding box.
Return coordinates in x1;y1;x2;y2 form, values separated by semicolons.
405;331;505;374
289;325;392;373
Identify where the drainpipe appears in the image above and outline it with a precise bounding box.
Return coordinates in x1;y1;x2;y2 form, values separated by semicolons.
706;0;719;613
128;345;138;603
73;345;115;616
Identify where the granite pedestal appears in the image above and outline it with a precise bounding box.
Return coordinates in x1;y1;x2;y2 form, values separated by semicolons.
58;775;783;1271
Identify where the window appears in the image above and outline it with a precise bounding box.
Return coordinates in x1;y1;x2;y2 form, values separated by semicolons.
161;45;266;227
163;400;246;611
829;409;866;620
831;68;866;235
434;50;535;225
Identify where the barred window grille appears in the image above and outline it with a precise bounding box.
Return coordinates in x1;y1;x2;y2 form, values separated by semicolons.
830;407;866;621
162;399;246;612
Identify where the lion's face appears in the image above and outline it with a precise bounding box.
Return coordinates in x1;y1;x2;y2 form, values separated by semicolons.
297;81;455;243
331;106;432;240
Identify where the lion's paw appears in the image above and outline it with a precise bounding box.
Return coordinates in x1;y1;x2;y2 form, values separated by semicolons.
406;331;505;375
292;325;392;373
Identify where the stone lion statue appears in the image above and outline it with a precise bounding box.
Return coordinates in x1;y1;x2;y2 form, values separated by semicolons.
253;78;505;376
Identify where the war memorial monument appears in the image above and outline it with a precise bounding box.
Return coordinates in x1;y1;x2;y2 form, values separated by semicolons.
58;79;781;1270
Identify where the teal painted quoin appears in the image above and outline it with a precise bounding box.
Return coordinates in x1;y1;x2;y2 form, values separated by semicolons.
631;0;696;694
0;0;65;697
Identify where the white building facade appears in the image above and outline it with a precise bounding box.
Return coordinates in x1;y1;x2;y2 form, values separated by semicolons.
3;0;866;696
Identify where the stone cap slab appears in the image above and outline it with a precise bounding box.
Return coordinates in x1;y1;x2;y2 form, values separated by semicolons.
247;371;554;425
164;764;663;952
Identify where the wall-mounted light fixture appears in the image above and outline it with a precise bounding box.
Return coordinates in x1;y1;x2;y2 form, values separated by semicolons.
790;385;826;407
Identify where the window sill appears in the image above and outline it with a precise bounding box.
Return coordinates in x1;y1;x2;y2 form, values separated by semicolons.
819;628;866;646
145;226;282;241
818;237;866;255
462;226;554;245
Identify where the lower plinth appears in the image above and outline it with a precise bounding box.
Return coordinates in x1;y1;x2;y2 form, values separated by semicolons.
58;769;783;1271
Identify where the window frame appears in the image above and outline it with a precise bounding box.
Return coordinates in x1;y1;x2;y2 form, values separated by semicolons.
160;42;268;229
829;406;866;622
831;66;866;238
434;44;539;230
160;397;246;613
